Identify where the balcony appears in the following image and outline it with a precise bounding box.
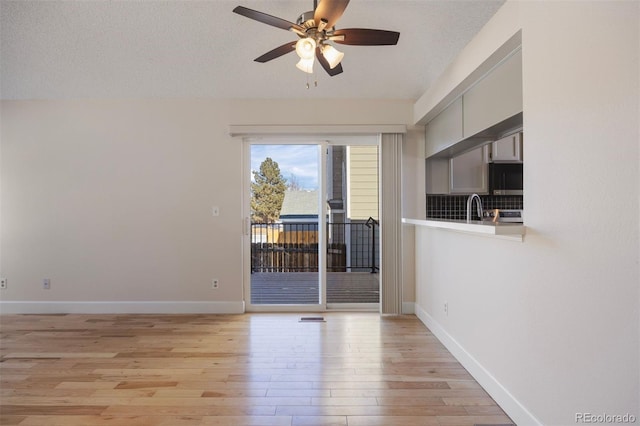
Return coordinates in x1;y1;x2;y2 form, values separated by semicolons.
251;220;379;305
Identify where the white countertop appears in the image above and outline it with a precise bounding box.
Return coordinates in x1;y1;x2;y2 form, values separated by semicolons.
402;218;525;241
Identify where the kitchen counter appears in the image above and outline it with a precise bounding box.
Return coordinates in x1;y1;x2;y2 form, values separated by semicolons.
402;218;525;241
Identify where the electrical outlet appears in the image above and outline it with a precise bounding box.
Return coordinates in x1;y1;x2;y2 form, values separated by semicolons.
0;278;7;289
212;279;219;289
43;278;51;290
444;302;448;316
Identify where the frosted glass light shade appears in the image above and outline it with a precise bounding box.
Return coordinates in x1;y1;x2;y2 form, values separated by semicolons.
296;57;314;73
322;45;344;69
295;38;316;60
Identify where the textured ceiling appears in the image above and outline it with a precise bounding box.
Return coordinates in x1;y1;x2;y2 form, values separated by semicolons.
0;0;504;100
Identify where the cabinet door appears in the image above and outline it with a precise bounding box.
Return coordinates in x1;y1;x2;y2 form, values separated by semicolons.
491;133;522;162
425;97;463;158
463;49;523;138
450;145;488;194
425;158;450;194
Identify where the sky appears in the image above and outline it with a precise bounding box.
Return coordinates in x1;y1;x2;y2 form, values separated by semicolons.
251;145;319;190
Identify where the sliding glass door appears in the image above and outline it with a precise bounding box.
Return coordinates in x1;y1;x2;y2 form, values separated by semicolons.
243;138;379;311
325;144;380;309
247;143;324;308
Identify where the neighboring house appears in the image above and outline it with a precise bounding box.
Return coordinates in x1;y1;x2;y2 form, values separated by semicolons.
327;145;379;224
277;190;321;244
278;190;320;223
347;145;379;222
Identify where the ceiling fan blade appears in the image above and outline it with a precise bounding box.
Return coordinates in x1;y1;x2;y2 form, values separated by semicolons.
316;47;343;77
233;6;304;32
254;42;297;63
314;0;350;29
332;28;400;45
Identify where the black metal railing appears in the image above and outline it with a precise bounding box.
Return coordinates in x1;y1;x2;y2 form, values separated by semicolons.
251;219;379;273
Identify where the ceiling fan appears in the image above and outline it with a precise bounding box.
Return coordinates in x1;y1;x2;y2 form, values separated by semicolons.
233;0;400;77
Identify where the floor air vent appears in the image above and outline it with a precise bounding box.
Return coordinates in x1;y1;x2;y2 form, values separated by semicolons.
299;316;326;322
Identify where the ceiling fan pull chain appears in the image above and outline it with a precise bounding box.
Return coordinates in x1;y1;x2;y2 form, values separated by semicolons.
305;68;318;89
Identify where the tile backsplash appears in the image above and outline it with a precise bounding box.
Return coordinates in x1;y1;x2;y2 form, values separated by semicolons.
426;195;524;220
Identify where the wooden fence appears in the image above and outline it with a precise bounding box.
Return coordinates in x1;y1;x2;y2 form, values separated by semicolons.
251;242;347;272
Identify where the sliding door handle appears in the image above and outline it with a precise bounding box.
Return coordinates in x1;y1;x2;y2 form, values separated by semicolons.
244;217;250;236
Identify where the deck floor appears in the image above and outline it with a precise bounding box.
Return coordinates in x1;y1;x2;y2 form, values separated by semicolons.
250;272;379;305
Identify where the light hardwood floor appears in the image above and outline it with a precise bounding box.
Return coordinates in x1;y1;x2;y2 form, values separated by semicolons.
0;313;514;426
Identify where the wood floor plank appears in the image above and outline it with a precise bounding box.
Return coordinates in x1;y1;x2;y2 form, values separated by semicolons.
0;312;513;426
266;389;331;398
114;380;178;389
330;388;489;398
199;416;294;426
291;415;347;426
437;414;515;425
0;415;27;426
275;404;470;416
443;396;498;406
3;388;97;398
347;416;440;426
15;415;205;426
200;389;268;398
101;404;277;416
0;405;108;415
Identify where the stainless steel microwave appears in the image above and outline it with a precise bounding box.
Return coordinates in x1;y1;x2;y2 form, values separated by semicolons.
488;163;523;195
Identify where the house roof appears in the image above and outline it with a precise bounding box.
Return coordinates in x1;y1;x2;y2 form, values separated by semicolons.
0;0;504;101
279;190;319;219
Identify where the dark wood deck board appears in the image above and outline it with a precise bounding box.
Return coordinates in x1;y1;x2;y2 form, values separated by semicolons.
250;272;379;304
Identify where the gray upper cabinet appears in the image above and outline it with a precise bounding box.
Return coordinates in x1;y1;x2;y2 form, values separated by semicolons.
449;145;489;194
425;97;463;158
463;49;523;138
425;157;450;194
425;48;523;160
490;132;523;162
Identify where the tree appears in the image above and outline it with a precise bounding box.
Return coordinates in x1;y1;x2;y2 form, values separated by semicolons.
251;157;287;222
287;174;303;191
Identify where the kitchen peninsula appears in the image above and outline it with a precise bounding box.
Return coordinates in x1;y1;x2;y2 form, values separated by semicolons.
409;42;525;241
402;217;525;241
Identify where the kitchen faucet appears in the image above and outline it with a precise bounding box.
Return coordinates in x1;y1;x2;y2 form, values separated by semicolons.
466;193;483;222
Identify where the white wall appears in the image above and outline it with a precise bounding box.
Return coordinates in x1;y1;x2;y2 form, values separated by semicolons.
413;1;639;425
0;98;415;313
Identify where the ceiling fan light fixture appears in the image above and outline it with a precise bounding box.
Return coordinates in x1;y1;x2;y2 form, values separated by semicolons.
322;44;344;69
233;2;400;79
295;37;317;60
296;57;315;73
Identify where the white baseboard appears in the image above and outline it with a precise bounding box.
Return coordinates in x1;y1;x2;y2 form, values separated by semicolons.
414;303;541;426
0;301;245;315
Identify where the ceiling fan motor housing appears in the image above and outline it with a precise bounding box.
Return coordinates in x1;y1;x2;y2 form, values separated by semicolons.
297;11;316;28
296;11;332;48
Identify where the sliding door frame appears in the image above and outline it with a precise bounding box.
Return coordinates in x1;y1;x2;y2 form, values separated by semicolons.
243;139;326;312
234;127;405;314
